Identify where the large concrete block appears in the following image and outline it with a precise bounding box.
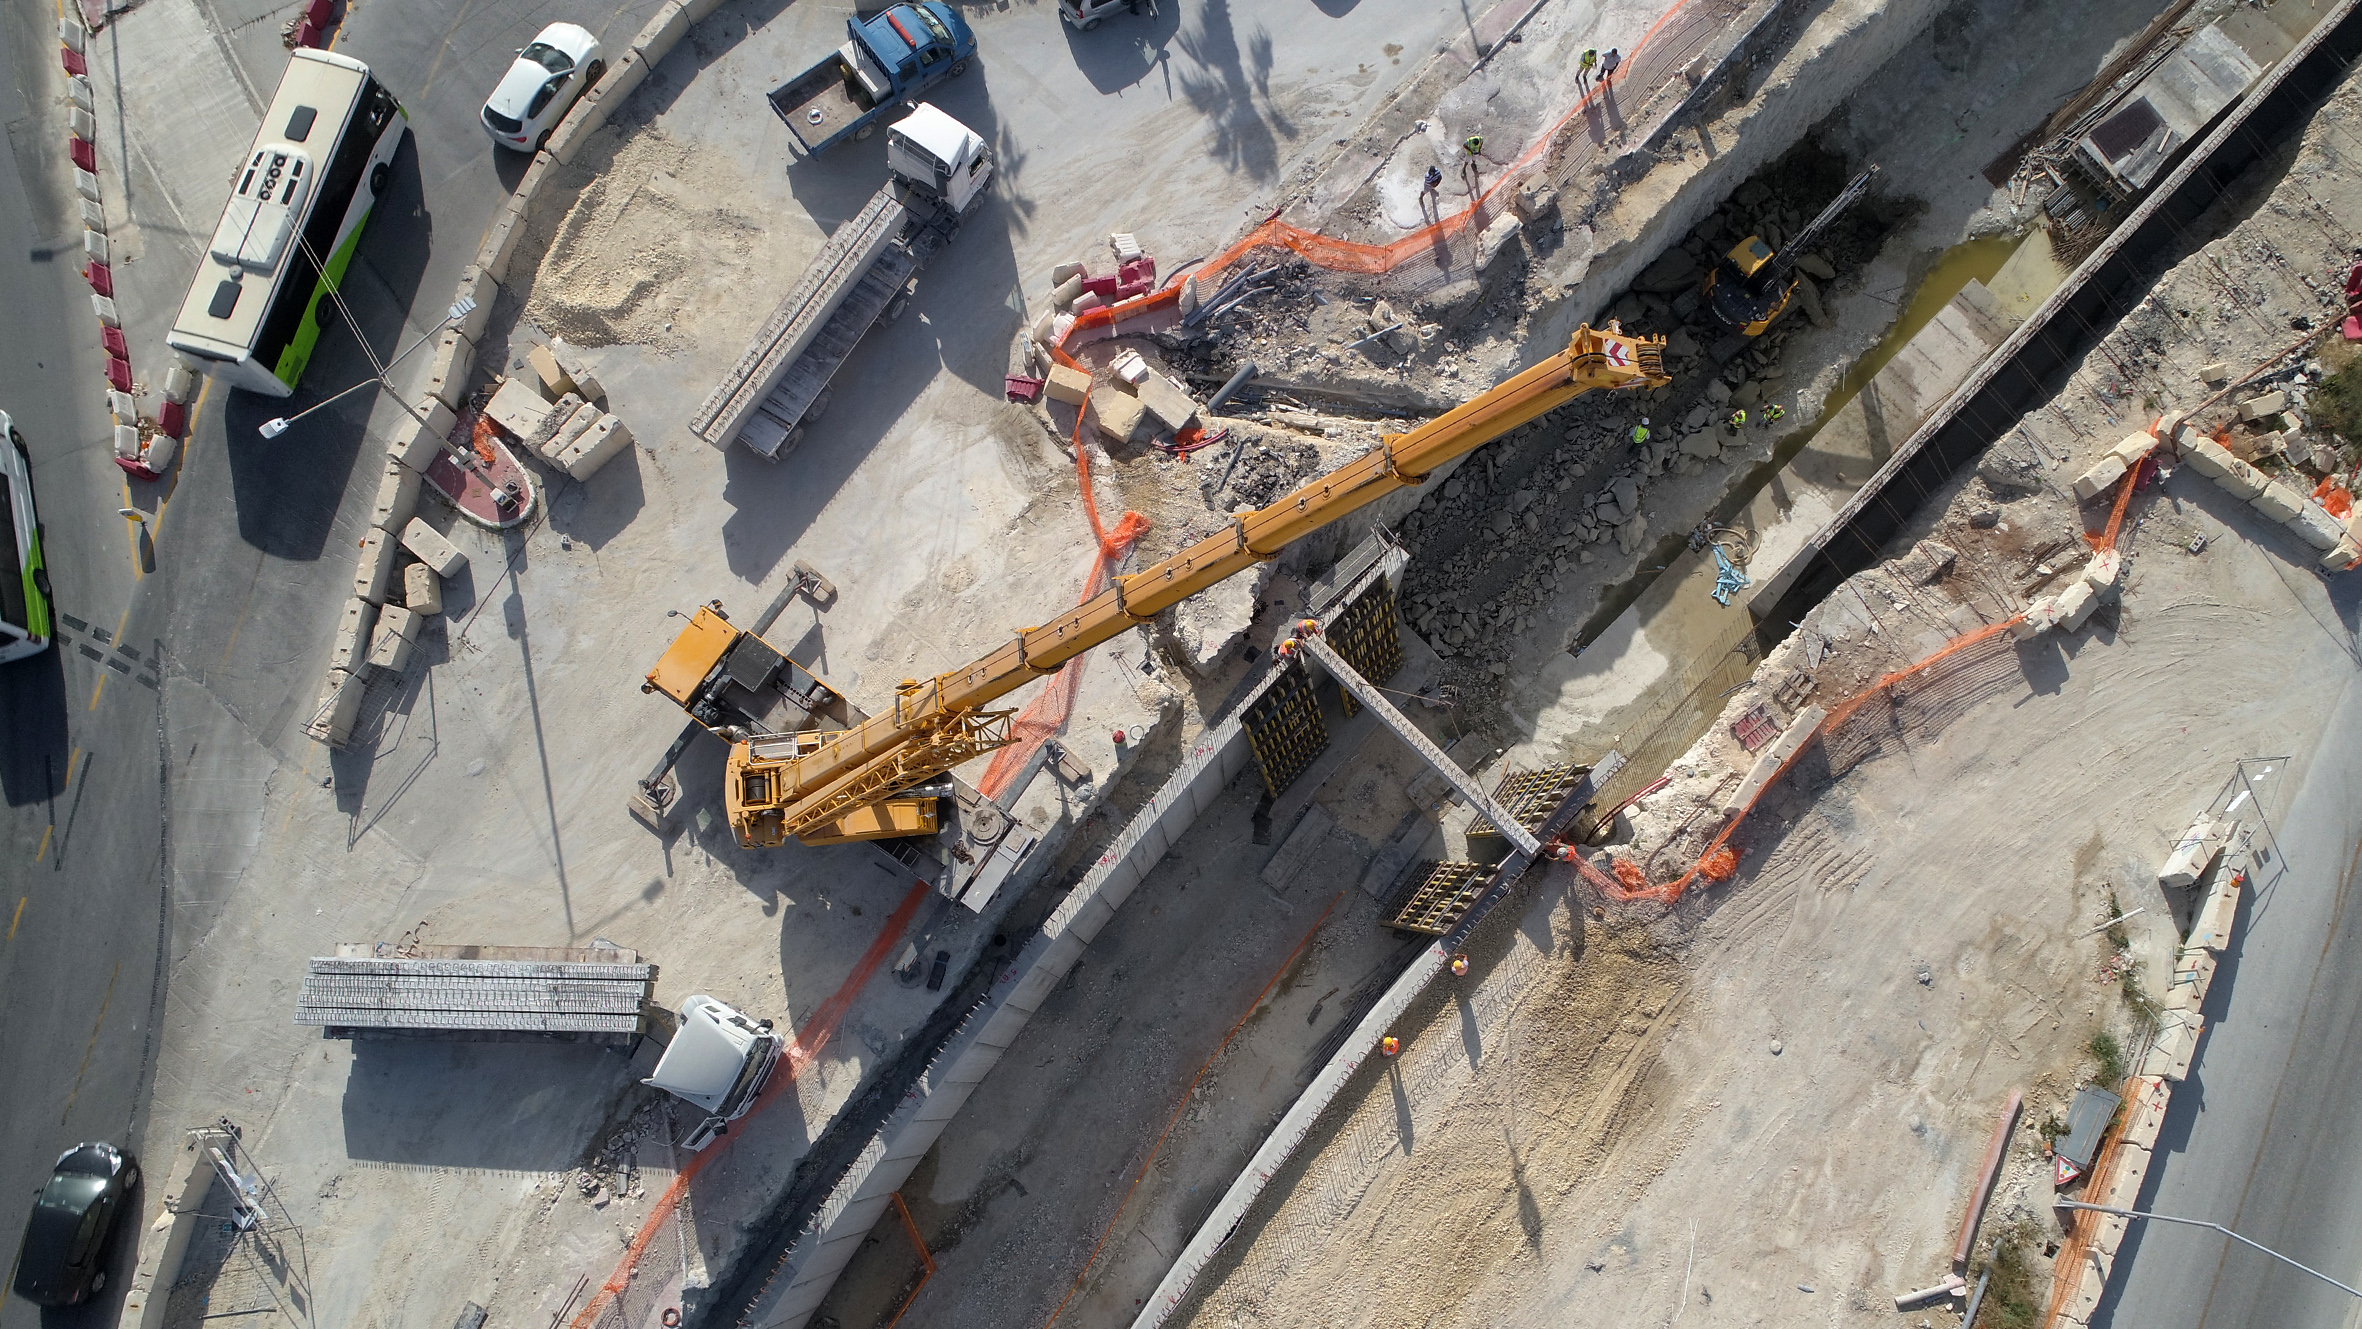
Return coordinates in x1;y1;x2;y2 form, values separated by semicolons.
1136;372;1198;431
581;48;649;119
2009;595;2062;639
558;413;634;481
2119;1075;2171;1150
401;519;468;578
2082;549;2122;595
2173;436;2229;479
304;668;369;748
1477;214;1523;270
2108;432;2156;467
2212;455;2268;500
2283;500;2345;551
523;392;586;459
527;344;577;399
2166;945;2217;1011
1092;389;1155;446
1720;705;1827;814
403;562;443;617
2191;872;2242;953
366;604;420;675
2098;1141;2153;1216
369;458;422;533
353;529;399;605
453;266;500;341
420;328;476;411
390;399;458;470
2324;536;2361;572
330;599;378;674
633;0;692;57
2073;454;2127;502
548;338;604;401
2238;390;2288;421
2249;483;2304;524
546;97;606;165
2054;579;2099;631
485;377;554;438
544;403;602;465
2157;814;2225;889
2144;1009;2205;1081
1044;363;1091;405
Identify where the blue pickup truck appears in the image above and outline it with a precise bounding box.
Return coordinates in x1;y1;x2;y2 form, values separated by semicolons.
769;3;977;155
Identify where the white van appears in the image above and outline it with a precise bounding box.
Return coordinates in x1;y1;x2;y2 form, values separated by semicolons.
0;411;53;665
644;996;784;1150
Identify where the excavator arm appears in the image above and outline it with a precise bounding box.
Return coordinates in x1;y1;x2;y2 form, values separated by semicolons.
730;322;1668;846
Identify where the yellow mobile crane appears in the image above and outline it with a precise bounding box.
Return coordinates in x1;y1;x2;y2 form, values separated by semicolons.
674;321;1667;849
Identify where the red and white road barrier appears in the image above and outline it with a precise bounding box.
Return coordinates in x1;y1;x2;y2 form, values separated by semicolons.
63;15;183;481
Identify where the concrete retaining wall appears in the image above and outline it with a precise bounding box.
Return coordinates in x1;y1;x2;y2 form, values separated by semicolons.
115;1128;232;1329
1757;0;2362;638
728;716;1258;1329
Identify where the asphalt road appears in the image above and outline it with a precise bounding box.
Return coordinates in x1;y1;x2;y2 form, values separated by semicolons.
2097;664;2362;1328
0;0;652;1320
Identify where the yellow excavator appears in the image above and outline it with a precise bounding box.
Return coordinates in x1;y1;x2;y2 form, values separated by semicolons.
644;322;1668;849
1703;166;1878;337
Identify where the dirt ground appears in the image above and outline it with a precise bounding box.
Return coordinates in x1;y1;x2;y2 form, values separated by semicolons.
1161;13;2362;1329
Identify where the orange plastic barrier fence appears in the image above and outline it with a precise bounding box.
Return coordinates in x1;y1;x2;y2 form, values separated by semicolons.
1557;616;2026;906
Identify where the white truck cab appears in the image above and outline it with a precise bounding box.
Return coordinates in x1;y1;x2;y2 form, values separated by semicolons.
887;103;992;215
645;995;784;1150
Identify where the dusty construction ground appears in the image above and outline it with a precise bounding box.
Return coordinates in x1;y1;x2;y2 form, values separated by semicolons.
802;1;2358;1328
1171;14;2362;1329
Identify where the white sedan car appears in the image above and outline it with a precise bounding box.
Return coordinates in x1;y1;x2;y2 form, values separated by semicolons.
481;23;603;152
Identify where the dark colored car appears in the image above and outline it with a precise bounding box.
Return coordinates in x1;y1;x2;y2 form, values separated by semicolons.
12;1143;139;1306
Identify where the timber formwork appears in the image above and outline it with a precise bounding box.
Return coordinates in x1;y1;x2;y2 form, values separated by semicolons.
1467;766;1591;844
1242;661;1328;796
1387;861;1490;935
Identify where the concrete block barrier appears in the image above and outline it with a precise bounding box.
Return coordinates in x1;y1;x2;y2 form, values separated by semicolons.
420;328;475;410
2143;1008;2205;1081
2082;549;2123;595
681;0;727;20
485;377;553;437
366;604;419;674
118;1128;234;1329
2191;863;2242;952
390;398;457;470
521;393;585;460
454;265;499;340
542;402;601;465
400;518;467;578
403;562;442;616
2157;813;2225;889
330;599;378;675
2055;579;2099;631
2323;536;2360;571
369;458;422;532
479;198;527;283
2061;1264;2107;1325
2250;482;2304;524
548;338;603;401
1720;704;1826;814
2283;499;2345;551
2098;1142;2152;1215
305;667;368;747
2073;454;2128;502
2238;390;2289;421
2119;1075;2171;1152
580;48;649;122
559;412;633;481
633;0;691;57
2213;454;2269;500
353;529;398;604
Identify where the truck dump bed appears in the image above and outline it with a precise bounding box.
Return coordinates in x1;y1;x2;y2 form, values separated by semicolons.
769;48;877;153
691;185;909;456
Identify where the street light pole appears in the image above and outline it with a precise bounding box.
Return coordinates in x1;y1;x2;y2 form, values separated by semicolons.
258;296;476;439
2054;1200;2362;1299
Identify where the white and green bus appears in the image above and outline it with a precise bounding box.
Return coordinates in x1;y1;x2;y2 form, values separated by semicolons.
167;48;407;398
0;411;52;664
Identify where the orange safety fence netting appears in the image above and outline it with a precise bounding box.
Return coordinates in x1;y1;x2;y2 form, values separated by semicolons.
2314;475;2352;518
567;881;933;1329
1552;616;2027;907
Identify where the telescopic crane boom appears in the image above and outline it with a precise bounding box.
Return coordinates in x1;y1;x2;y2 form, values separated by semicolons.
718;322;1669;847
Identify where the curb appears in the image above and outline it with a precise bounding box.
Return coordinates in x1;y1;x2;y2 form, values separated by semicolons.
299;0;715;749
